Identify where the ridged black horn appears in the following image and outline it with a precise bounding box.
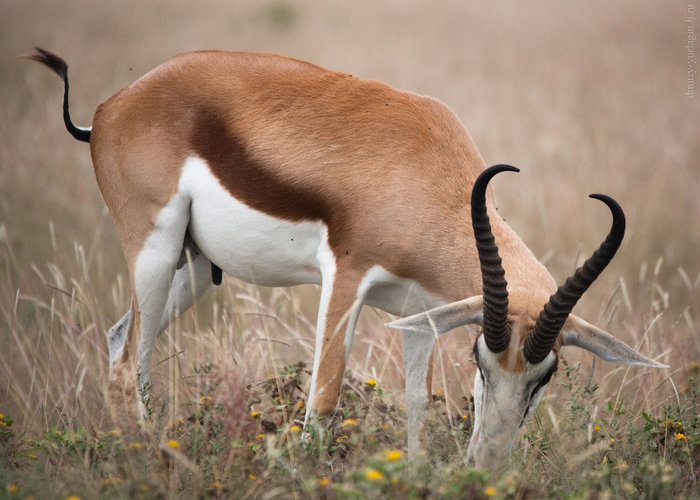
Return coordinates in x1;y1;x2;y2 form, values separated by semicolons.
524;194;626;364
471;164;519;353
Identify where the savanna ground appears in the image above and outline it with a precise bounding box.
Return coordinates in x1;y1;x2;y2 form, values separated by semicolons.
1;1;698;498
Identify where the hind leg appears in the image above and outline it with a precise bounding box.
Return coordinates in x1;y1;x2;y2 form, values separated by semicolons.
106;249;213;368
108;195;191;424
158;249;213;332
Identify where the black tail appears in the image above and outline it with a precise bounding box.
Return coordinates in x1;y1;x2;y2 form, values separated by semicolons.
22;47;91;143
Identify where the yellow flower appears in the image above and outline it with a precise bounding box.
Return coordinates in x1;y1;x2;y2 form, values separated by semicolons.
251;411;261;418
64;497;82;500
128;441;143;449
365;469;384;480
609;438;615;444
248;474;257;480
257;434;265;439
318;477;331;486
342;418;358;427
167;440;180;449
213;481;223;489
109;429;119;435
7;484;18;492
289;424;302;432
384;449;402;461
675;432;687;441
594;425;601;431
336;435;349;442
0;413;4;419
484;486;497;496
297;400;305;409
366;378;377;386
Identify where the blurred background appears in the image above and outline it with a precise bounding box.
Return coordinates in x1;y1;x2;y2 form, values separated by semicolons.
1;0;697;430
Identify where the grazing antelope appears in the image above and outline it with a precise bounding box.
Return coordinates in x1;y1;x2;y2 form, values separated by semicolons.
25;48;666;469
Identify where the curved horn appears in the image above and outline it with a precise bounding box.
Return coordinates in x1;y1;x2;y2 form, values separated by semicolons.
471;164;519;353
524;194;626;364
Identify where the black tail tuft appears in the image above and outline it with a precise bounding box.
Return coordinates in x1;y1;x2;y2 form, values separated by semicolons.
22;47;69;78
22;47;91;143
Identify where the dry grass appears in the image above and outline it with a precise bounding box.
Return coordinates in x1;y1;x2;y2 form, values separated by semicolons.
1;0;698;498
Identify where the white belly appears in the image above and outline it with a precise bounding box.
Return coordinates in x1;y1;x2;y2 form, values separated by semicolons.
178;157;325;287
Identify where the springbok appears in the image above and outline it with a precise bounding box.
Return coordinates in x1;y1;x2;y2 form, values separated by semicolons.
25;48;666;469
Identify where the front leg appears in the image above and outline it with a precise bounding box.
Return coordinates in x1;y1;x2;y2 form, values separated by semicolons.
402;329;436;457
305;265;367;422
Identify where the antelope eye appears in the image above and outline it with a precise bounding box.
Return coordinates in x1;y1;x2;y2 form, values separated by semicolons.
471;343;486;383
539;366;555;386
471;341;481;366
530;364;557;397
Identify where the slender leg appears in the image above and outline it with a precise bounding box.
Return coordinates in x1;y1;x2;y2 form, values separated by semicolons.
107;310;132;368
305;266;367;421
157;251;213;333
402;329;436;456
108;196;190;424
106;248;213;368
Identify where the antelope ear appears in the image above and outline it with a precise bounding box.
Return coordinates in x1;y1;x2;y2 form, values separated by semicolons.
561;315;668;368
386;296;483;335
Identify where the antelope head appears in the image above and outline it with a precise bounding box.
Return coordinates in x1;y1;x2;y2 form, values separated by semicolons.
389;165;667;469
